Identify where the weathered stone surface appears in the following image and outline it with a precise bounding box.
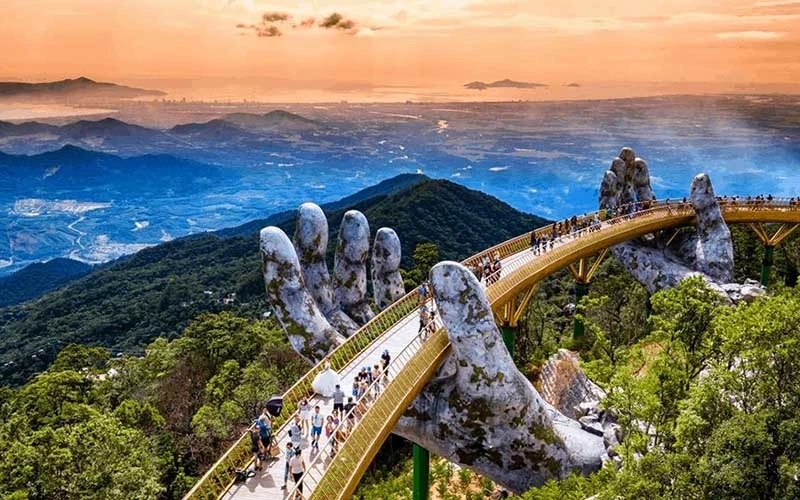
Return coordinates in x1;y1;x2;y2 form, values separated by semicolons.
603;423;622;452
600;147;746;302
293;203;359;336
264;204;409;358
260;226;342;362
395;262;605;493
539;349;606;420
632;158;655;203
722;281;766;303
371;227;405;310
579;416;604;437
333;210;375;325
690;174;734;283
599;170;619;210
617;147;636;206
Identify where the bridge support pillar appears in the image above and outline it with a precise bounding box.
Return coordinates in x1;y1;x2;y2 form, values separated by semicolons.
568;250;608;340
413;444;430;500
501;324;517;356
761;244;775;287
573;281;591;339
749;223;800;287
494;284;538;357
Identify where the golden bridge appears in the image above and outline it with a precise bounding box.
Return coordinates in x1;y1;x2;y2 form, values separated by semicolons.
184;198;800;500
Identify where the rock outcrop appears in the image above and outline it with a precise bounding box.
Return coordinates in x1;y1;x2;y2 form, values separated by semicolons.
394;262;607;493
371;228;405;310
538;349;606;421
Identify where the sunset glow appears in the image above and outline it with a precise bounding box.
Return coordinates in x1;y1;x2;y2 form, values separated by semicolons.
2;0;799;99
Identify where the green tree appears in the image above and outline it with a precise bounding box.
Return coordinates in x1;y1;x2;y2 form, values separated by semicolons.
403;242;440;287
0;413;163;500
700;412;776;499
49;344;110;373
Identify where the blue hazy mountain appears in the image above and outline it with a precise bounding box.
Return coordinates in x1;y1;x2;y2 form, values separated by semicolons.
169;118;248;137
223;110;320;131
2;95;799;275
1;144;228;192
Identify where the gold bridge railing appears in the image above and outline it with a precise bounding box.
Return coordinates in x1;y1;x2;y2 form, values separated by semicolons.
185;196;800;499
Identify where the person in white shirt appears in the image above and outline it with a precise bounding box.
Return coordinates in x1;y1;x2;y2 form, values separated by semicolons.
289;450;306;498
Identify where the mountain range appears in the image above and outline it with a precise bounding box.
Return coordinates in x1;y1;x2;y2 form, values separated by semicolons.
3;95;800;279
0;110;320;157
0;176;548;386
0;144;230;194
0;76;164;101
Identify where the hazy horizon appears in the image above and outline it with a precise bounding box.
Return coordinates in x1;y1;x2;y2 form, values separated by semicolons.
2;0;799;105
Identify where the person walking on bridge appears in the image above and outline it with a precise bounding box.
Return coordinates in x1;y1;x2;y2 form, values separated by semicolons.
290;414;302;450
310;406;323;451
298;398;310;437
289;449;306;499
281;442;295;489
332;385;345;417
250;425;264;472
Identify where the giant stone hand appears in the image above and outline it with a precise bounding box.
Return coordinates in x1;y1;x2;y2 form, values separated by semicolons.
599;147;754;301
395;262;607;493
261;203;404;362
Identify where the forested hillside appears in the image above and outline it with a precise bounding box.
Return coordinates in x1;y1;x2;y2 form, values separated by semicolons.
0;178;547;386
0;258;93;307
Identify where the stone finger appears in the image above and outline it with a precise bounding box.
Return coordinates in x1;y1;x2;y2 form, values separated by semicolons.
371;227;405;310
334;210;375;325
260;226;343;362
293;203;358;335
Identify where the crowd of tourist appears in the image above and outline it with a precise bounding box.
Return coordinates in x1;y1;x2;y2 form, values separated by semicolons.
271;347;394;498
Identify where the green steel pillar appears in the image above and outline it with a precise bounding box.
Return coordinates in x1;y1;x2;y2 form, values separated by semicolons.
761;245;775;287
573;281;591;339
501;324;517;356
413;444;430;500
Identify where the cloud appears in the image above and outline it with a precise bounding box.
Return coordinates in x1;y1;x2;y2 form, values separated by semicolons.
298;17;315;28
262;11;290;23
239;10;362;37
319;12;357;31
237;22;281;37
258;25;282;37
716;30;783;39
237;10;291;37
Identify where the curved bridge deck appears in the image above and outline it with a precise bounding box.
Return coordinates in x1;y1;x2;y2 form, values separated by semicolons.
186;198;800;500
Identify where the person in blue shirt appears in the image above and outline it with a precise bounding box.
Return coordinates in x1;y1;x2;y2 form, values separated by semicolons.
281;442;295;489
310;405;324;450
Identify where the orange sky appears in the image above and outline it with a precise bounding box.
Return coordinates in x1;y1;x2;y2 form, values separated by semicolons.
1;0;799;94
